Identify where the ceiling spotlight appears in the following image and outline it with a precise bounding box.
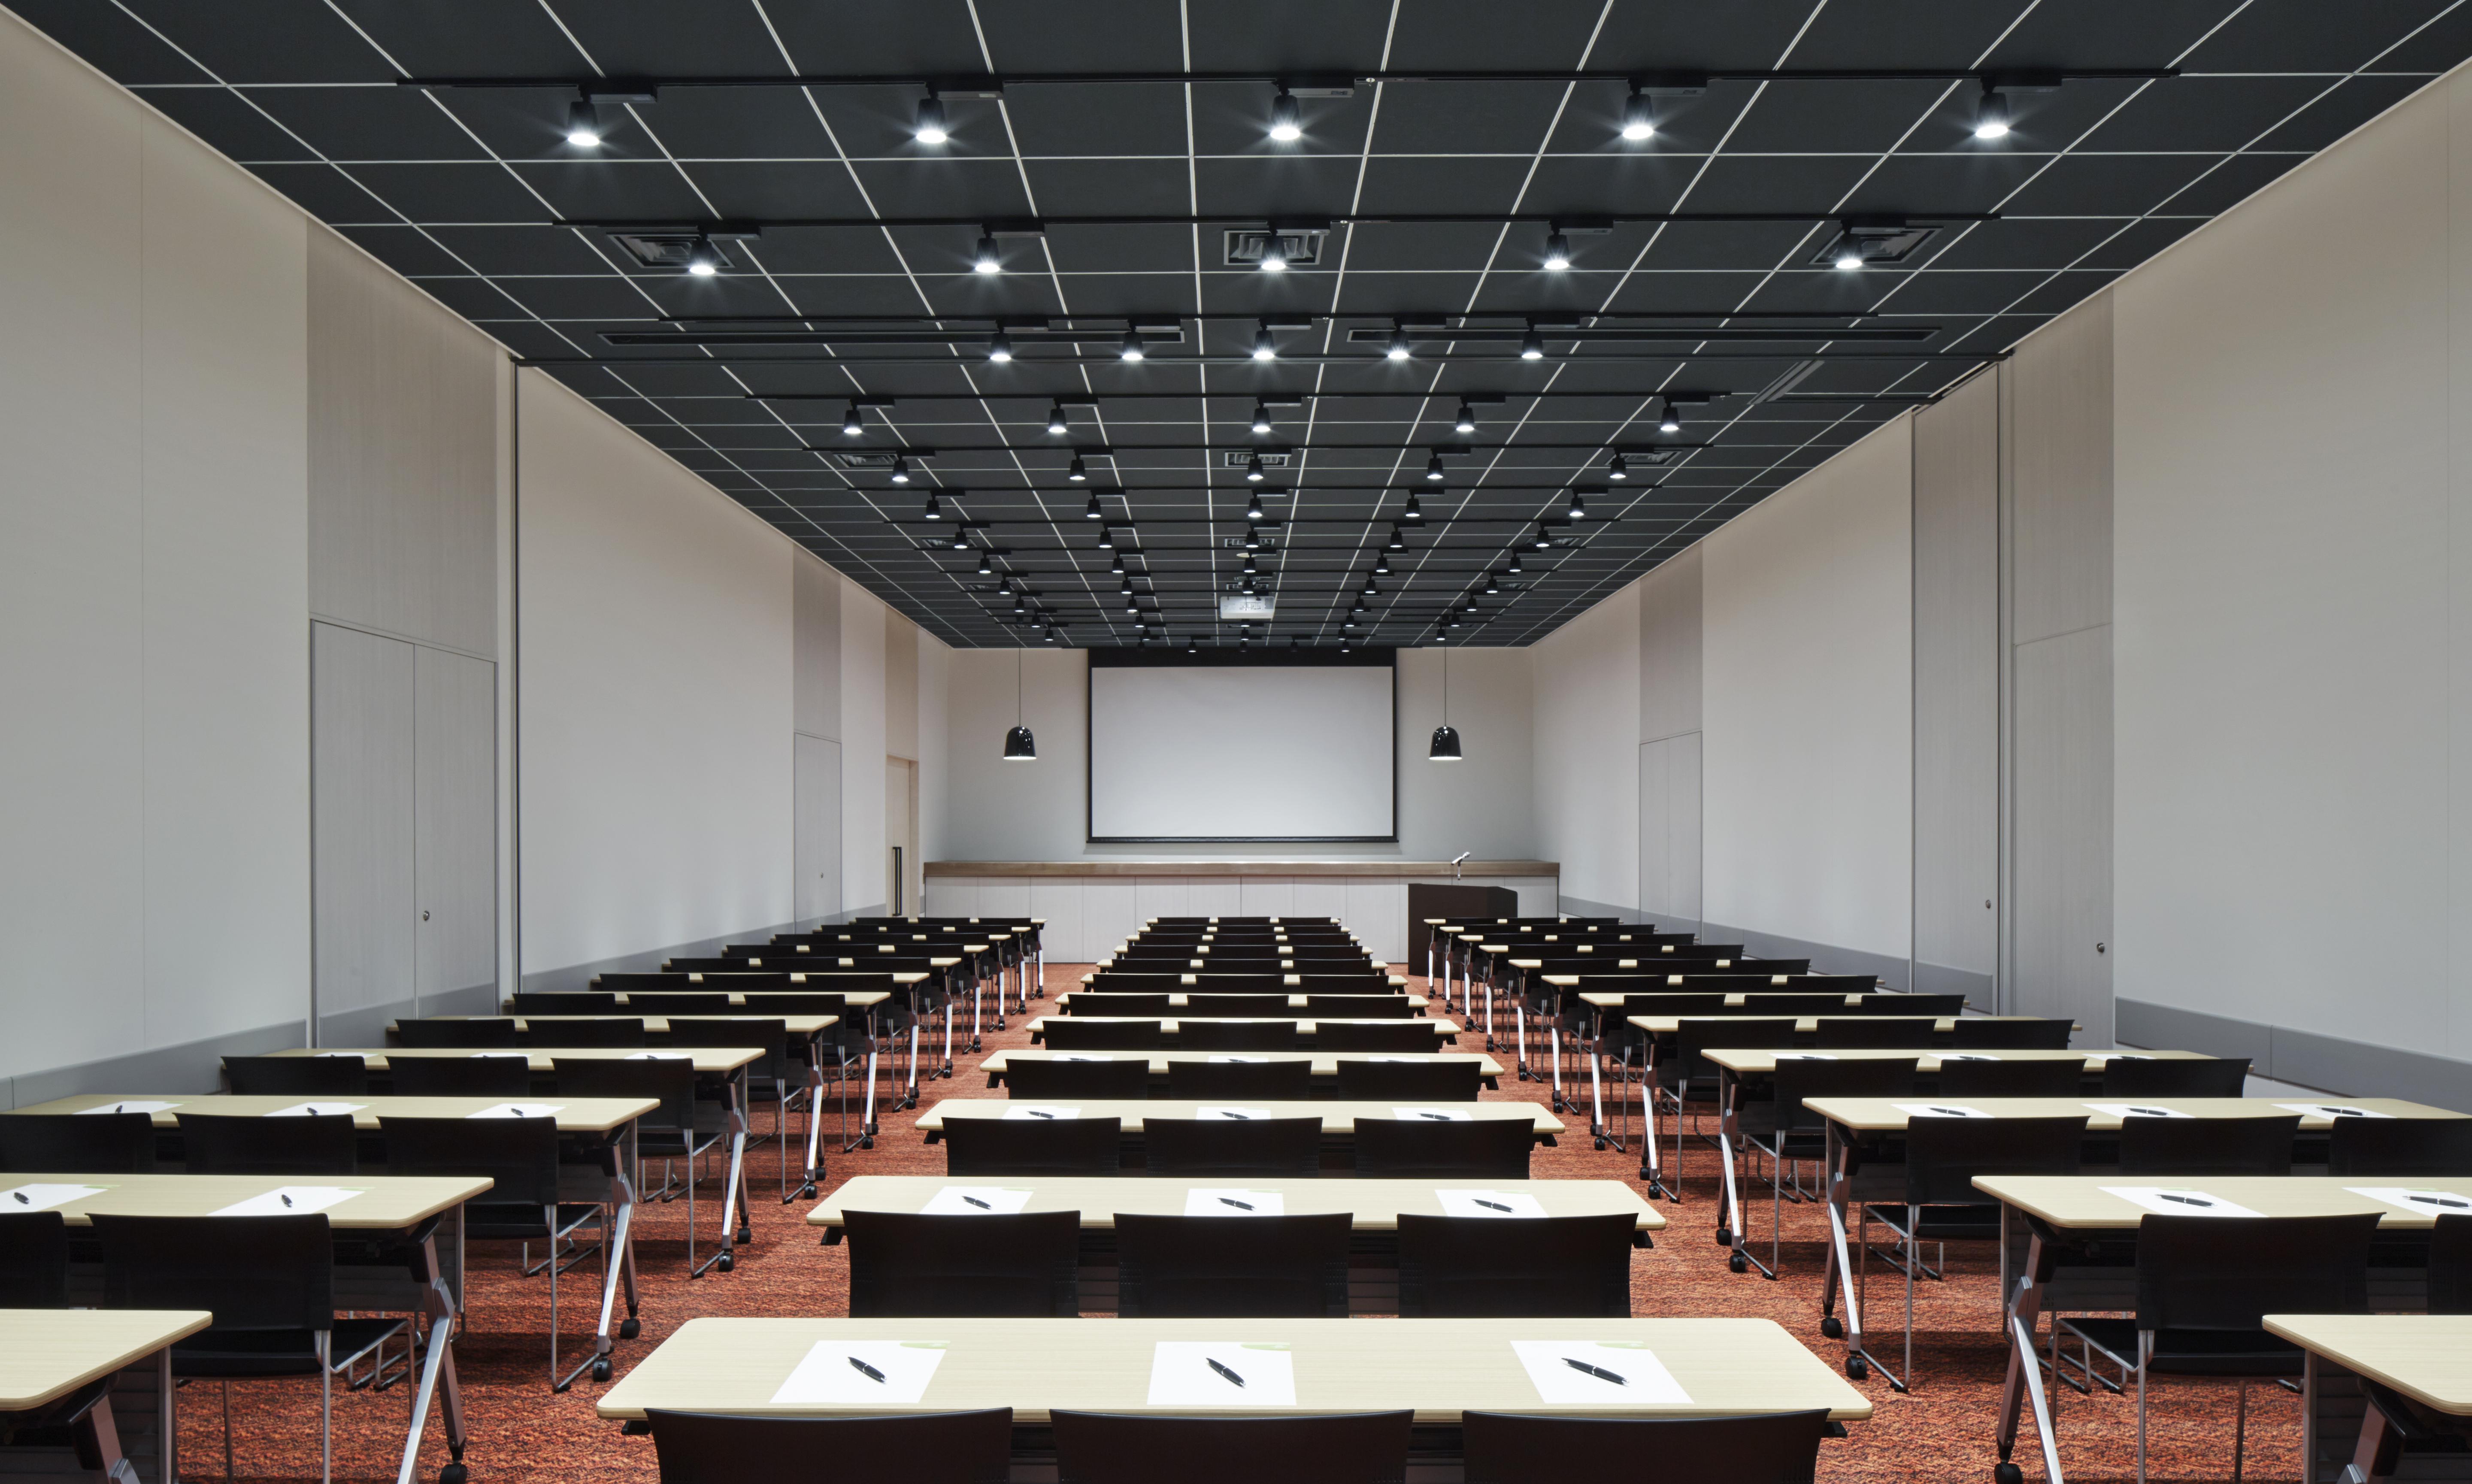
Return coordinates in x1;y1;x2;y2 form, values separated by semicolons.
1127;598;1142;614
950;530;972;550
923;494;943;521
1660;399;1682;433
1257;239;1288;273
1386;326;1412;362
1362;576;1380;596
1239;575;1256;594
1242;554;1259;576
1506;552;1524;575
1835;249;1866;272
1246;492;1265;521
1121;577;1135;595
976;551;994;575
1048;403;1070;436
1343;620;1358;631
1454;403;1477;435
1385;527;1405;551
1252;327;1278;362
1520;327;1546;360
1973;87;2012;140
889;456;911;484
973;235;1002;274
683;235;721;277
1531;525;1554;549
1044;627;1060;644
1246;455;1266;483
564;99;603;148
1425;454;1445;482
1069;456;1088;483
1269;87;1303;142
914;93;950;145
1621;87;1657;142
1251;401;1274;434
842;403;865;438
986;329;1013;363
1014;595;1028;614
1120;329;1145;362
1374;556;1391;576
1543;232;1572;272
1484;574;1501;594
1569;490;1588;521
1097;527;1114;549
1403;494;1424;523
1243;526;1262;550
1351;599;1366;614
1109;557;1126;578
1609;452;1630;480
1084;493;1103;520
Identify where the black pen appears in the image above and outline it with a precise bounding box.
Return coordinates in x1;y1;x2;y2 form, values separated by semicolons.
1474;1198;1514;1212
281;1193;294;1207
2159;1193;2213;1208
1418;1111;1451;1121
1221;1111;1251;1121
848;1356;888;1384
962;1195;992;1209
1024;1109;1055;1119
1928;1107;1972;1118
2327;1108;2370;1118
1563;1357;1627;1385
1219;1196;1255;1211
2127;1107;2173;1118
2411;1195;2472;1208
10;1192;26;1204
1207;1358;1246;1388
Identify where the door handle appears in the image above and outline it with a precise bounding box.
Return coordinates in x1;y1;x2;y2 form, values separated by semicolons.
421;909;431;921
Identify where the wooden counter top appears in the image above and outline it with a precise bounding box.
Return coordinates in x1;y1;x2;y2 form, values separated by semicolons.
926;861;1560;878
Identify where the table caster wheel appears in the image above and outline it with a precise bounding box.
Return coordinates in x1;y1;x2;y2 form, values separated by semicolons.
1716;1228;1732;1246
860;1136;875;1150
1821;1317;1844;1340
1729;1252;1748;1273
439;1463;468;1484
1846;1357;1868;1381
618;1318;640;1341
1593;1137;1607;1150
591;1359;612;1383
718;1252;735;1272
1994;1465;2024;1484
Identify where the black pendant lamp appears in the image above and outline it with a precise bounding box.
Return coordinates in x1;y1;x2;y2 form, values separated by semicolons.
1429;645;1463;761
1002;648;1037;760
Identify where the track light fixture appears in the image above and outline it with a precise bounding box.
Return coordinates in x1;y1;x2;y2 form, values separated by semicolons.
1403;494;1424;523
1373;556;1391;576
1096;527;1114;549
1120;329;1145;361
986;328;1012;363
1506;552;1524;575
1241;554;1258;577
1531;524;1554;549
1242;526;1261;550
949;529;972;550
1484;574;1501;594
1068;456;1088;482
1621;87;1658;142
1454;403;1477;434
1362;576;1380;596
923;494;942;520
973;234;1002;274
1269;87;1303;142
1048;403;1070;436
1430;647;1463;760
976;551;994;574
1014;594;1028;614
1246;492;1265;521
1386;326;1412;362
683;235;721;277
1385;527;1406;551
1660;399;1681;433
889;456;911;484
1250;325;1281;362
1351;598;1367;614
1835;247;1866;271
1084;493;1103;519
1002;650;1035;759
914;92;950;145
1043;627;1059;644
1973;86;2012;140
1543;232;1572;272
1246;455;1266;482
1108;555;1126;577
842;403;865;437
1609;452;1631;479
1520;327;1546;360
1426;454;1446;482
564;98;603;147
1569;490;1588;520
1257;239;1288;273
1251;401;1274;433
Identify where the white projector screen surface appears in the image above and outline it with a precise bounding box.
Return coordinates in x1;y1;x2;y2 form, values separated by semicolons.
1088;662;1396;840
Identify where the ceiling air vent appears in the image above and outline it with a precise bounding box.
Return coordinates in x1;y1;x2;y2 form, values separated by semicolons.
1220;451;1294;468
834;451;904;470
1809;221;1937;269
613;233;733;270
1225;228;1328;269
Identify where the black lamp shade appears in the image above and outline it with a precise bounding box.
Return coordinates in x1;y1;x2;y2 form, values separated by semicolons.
1428;724;1463;761
1003;724;1038;760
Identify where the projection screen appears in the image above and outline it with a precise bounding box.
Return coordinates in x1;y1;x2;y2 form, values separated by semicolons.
1087;651;1396;841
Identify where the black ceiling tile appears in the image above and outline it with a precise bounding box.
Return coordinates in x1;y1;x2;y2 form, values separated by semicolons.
509;160;711;222
2075;215;2202;270
2181;0;2448;71
327;0;587;75
538;0;791;76
14;0;212;83
1020;157;1194;216
500;276;663;320
971;0;1190;70
1840;152;2049;218
1665;153;1879;215
144;86;321;162
2080;76;2336;153
2377;5;2472;70
1980;2;2225;71
1517;153;1706;218
426;224;618;274
2252;75;2428;153
1916;216;2124;271
676;162;875;221
1997;152;2215;215
119;0;396;83
627;91;838;161
346;161;556;222
1188;154;1381;219
730;226;916;276
1728;80;1957;154
845;158;1039;218
1351;156;1537;217
763;0;1000;73
244;161;400;222
335;225;468;278
245;85;491;161
411;274;530;321
1632;221;1823;270
1363;80;1577;155
2003;269;2126;316
1002;82;1190;156
2160;151;2304;214
1787;0;2033;70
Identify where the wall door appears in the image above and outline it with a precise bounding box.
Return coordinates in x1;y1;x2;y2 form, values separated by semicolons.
795;733;843;929
2012;627;2113;1040
886;757;918;916
1637;733;1703;933
312;623;415;1033
414;646;497;1006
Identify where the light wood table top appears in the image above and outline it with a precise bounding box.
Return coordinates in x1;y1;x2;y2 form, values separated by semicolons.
1630;1014;1957;1036
0;1172;492;1228
807;1176;1663;1232
1584;990;1875;1008
0;1309;214;1411
2263;1314;2472;1416
915;1098;1562;1136
10;1092;658;1135
1703;1048;2207;1075
596;1316;1868;1423
1029;1016;1460;1040
983;1050;1504;1081
1976;1175;2472;1231
668;972;912;991
435;1012;842;1036
266;1045;764;1075
1073;976;1410;990
1805;1095;2462;1135
1057;993;1427;1012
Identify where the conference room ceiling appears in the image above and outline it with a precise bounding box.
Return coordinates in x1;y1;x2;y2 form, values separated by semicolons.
24;2;2469;649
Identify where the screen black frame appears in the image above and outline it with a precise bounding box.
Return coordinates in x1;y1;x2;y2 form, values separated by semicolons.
1085;647;1400;843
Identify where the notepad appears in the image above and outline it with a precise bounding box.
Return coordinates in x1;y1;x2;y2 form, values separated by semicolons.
1002;1106;1079;1120
1147;1342;1295;1405
266;1102;367;1118
1206;1055;1269;1065
2279;1102;2393;1121
1185;1187;1284;1216
2086;1102;2194;1120
1195;1106;1274;1121
1893;1102;1990;1119
1391;1106;1475;1122
918;1186;1033;1215
1512;1341;1690;1404
212;1185;367;1217
0;1183;106;1213
1437;1189;1546;1218
2099;1186;2263;1218
78;1101;178;1116
467;1102;565;1119
770;1341;946;1405
2347;1186;2472;1215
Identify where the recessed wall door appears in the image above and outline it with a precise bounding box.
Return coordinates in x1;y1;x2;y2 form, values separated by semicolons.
312;622;416;1036
2013;627;2113;1041
796;733;843;928
414;645;496;1010
1637;732;1703;935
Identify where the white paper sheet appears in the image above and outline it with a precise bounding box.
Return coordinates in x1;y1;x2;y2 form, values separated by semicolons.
1206;1055;1270;1065
2278;1102;2394;1121
1511;1341;1691;1404
1390;1106;1475;1122
212;1185;367;1217
1941;1054;2002;1063
265;1102;367;1118
466;1102;565;1120
624;1052;693;1060
769;1340;948;1405
1437;1189;1547;1218
2346;1186;2472;1216
1001;1106;1080;1121
470;1052;531;1060
918;1186;1033;1215
76;1101;178;1116
1184;1187;1284;1215
0;1183;107;1213
2099;1185;2264;1218
1194;1105;1275;1121
2085;1102;2195;1120
1147;1342;1296;1405
1053;1054;1119;1063
1775;1053;1838;1062
1893;1102;1990;1119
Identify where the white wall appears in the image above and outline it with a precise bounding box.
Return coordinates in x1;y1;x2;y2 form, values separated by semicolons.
839;586;889;913
1532;588;1643;910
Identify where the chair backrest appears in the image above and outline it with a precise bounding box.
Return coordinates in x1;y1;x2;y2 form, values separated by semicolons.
1461;1411;1830;1484
1181;994;1293;1019
943;1117;1124;1177
1873;993;1969;1017
1810;1017;1938;1049
2135;1212;2380;1331
1899;1115;2086;1205
92;1212;334;1332
1771;1057;1921;1135
845;1210;1082;1317
2116;1114;2299;1177
1043;1020;1166;1052
1177;1021;1300;1052
510;991;618;1014
527;1017;647;1048
1333;1058;1484;1102
647;1410;1015;1484
394;1018;521;1048
2328;1117;2472;1177
224;1054;368;1097
1053;1411;1410;1484
1352;1118;1533;1179
1113;1212;1353;1317
2430;1213;2472;1315
0;1111;156;1173
1165;1059;1314;1101
741;993;848;1016
0;1212;70;1307
386;1054;535;1098
1142;1117;1322;1178
1943;1017;2075;1049
1006;1057;1155;1101
380;1114;561;1205
1072;993;1176;1018
1671;1019;1801;1086
1934;1057;2087;1099
176;1112;359;1175
623;992;740;1016
1314;1022;1437;1053
551;1056;697;1133
664;1018;791;1082
1396;1213;1636;1317
1615;993;1733;1017
1304;996;1415;1019
2102;1055;2252;1098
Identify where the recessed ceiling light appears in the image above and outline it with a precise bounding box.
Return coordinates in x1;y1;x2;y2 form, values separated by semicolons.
1621;88;1657;142
973;235;1002;274
842;403;864;437
1973;87;2012;140
1454;403;1476;434
564;99;603;148
1120;330;1145;362
914;94;950;145
1269;88;1303;142
1252;328;1278;362
1543;232;1572;272
1387;327;1412;362
889;456;911;484
1069;456;1088;483
986;329;1012;363
1520;327;1545;360
1251;400;1273;433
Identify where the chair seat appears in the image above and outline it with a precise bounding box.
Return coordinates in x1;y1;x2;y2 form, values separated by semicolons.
173;1319;407;1378
2059;1318;2308;1378
1863;1202;2002;1241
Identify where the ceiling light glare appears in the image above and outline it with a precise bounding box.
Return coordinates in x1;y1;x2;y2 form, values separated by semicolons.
1835;250;1866;272
1109;554;1125;574
914;94;950;145
1252;327;1278;362
889;456;911;485
1387;327;1412;362
1084;493;1103;520
1973;87;2012;140
1532;525;1553;549
1362;577;1380;596
976;551;994;574
1520;327;1546;360
1373;556;1391;576
1621;88;1657;142
1068;457;1090;484
684;236;720;277
1251;401;1274;433
1246;455;1265;483
1048;403;1071;436
1246;492;1265;521
1385;527;1405;551
842;403;865;437
986;329;1013;363
1454;403;1477;434
1269;88;1303;142
1542;232;1572;272
1659;400;1681;433
1609;452;1631;479
564;99;603;148
973;235;1002;274
1569;490;1588;520
1484;574;1501;594
1097;527;1114;549
1243;526;1261;550
1257;239;1288;273
1120;329;1145;362
1403;494;1424;523
923;494;942;520
950;530;972;550
1506;553;1523;575
1426;454;1446;482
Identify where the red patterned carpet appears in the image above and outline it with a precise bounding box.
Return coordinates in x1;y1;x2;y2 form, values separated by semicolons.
199;967;2273;1482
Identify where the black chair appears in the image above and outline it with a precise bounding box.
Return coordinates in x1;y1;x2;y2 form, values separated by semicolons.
666;1017;801;1199
1143;1117;1322;1177
2060;1213;2381;1484
1053;1411;1410;1484
1333;1057;1483;1101
554;1057;727;1271
1811;1017;1938;1049
1166;1059;1313;1101
1305;995;1415;1018
526;1017;646;1048
1314;1022;1438;1053
1114;1212;1352;1317
1353;1117;1533;1178
1006;1057;1154;1100
1044;1020;1166;1052
394;1018;521;1048
1870;993;1971;1017
1654;1018;1802;1184
91;1213;406;1484
0;1111;155;1172
2329;1116;2472;1177
1943;1017;2075;1049
1935;1056;2088;1099
944;1116;1124;1176
1178;1020;1299;1052
386;1054;535;1097
2430;1213;2472;1314
511;992;619;1014
623;992;741;1016
177;1112;358;1175
1180;995;1292;1019
1461;1411;1831;1484
1396;1213;1636;1317
1743;1057;1921;1276
647;1410;1015;1484
0;1211;70;1307
380;1115;605;1389
2116;1114;2299;1177
1072;993;1175;1018
845;1210;1082;1316
2102;1056;2252;1099
223;1054;368;1096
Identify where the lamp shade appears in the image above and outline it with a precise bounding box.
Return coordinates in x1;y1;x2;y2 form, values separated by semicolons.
1003;724;1038;760
1428;724;1463;761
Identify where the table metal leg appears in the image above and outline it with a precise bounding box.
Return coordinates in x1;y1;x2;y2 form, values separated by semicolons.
158;1348;173;1484
693;1072;751;1276
397;1231;468;1484
591;1129;641;1381
1718;1075;1771;1278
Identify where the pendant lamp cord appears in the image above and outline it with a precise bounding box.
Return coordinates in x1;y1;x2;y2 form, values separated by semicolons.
1015;649;1024;725
1442;647;1450;724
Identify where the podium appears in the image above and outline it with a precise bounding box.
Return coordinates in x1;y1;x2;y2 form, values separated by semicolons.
1405;882;1521;975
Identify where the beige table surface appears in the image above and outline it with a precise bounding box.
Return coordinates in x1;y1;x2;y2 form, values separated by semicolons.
2263;1314;2472;1416
431;1012;840;1036
983;1050;1504;1081
807;1175;1663;1231
1806;1095;2462;1135
1057;993;1426;1011
1630;1014;1960;1036
0;1309;214;1411
596;1316;1870;1423
1584;990;1891;1009
1567;977;1865;993
1080;973;1409;989
0;1171;491;1229
9;1092;658;1135
915;1097;1562;1136
267;1045;763;1075
1978;1174;2472;1230
1029;1016;1459;1040
1703;1048;2206;1075
655;972;913;990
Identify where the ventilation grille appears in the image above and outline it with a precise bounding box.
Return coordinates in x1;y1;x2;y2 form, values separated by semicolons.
613;233;730;270
1224;229;1329;268
1220;451;1294;467
834;451;903;470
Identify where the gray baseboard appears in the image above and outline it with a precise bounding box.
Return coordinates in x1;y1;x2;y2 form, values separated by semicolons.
1700;919;1913;992
1556;893;1653;925
1913;960;1996;1012
316;983;498;1047
520;908;888;994
3;1018;308;1110
2118;998;2472;1112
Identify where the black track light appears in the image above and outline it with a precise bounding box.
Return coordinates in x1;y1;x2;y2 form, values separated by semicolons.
1569;490;1588;521
949;530;972;551
1609;452;1631;480
889;456;911;484
1484;574;1501;594
683;235;721;278
564;99;603;148
1119;329;1145;362
1973;86;2012;140
1659;400;1681;433
1048;403;1069;436
1084;493;1103;520
1426;454;1446;482
842;403;865;438
1520;327;1545;360
1373;556;1391;576
1242;526;1261;551
1362;576;1380;597
973;235;1002;275
1403;494;1424;523
1269;88;1303;142
1386;325;1411;362
1257;238;1287;273
1454;403;1477;434
1252;328;1278;362
1621;87;1657;142
914;93;950;145
1242;555;1258;576
1109;554;1125;575
1543;231;1572;272
1068;456;1088;483
1096;527;1114;550
1531;525;1553;549
1246;492;1265;521
986;328;1012;363
976;551;994;575
1506;552;1524;575
1385;527;1405;551
923;494;942;520
1246;455;1266;482
1252;401;1273;433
